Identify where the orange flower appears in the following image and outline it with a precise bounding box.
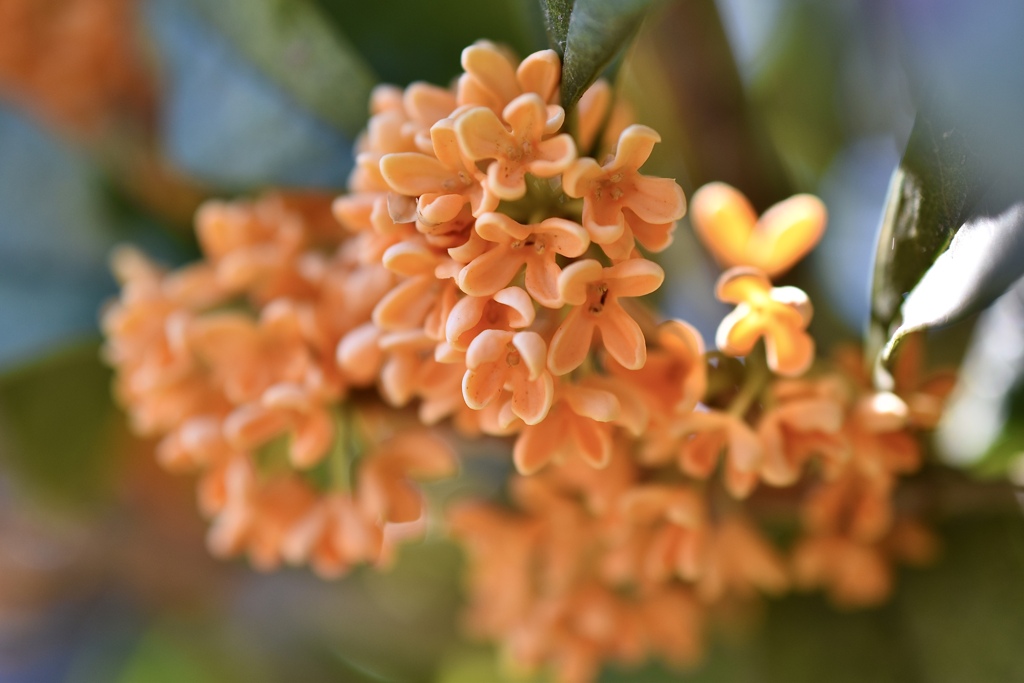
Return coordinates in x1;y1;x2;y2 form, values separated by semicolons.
512;384;621;473
607;319;706;420
455;92;576;201
563;124;685;258
676;411;762;498
889;332;957;429
457;41;561;112
457;212;590;306
690;182;827;277
757;381;848;486
358;430;457;524
791;535;892;607
444;286;536;351
621;485;708;583
695;517;790;603
715;267;814;376
379;118;499;225
548;259;665;375
462;329;554;426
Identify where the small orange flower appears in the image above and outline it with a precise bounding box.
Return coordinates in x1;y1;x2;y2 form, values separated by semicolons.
548;259;665;375
358;430;458;524
457;41;561;112
457;212;590;306
690;182;827;277
695;517;790;603
715;267;814;376
757;389;847;486
455;93;576;201
462;329;554;426
679;411;762;498
562;124;685;258
607;319;706;420
444;286;536;351
379;119;499;225
513;384;621;473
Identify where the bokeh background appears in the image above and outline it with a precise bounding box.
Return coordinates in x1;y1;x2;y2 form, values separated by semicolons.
2;0;1024;681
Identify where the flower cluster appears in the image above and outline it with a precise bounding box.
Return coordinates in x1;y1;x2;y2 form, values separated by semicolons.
333;41;685;475
103;40;954;683
102;193;456;577
448;174;947;680
0;0;150;135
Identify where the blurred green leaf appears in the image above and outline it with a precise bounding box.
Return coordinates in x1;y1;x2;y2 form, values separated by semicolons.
0;344;119;506
867;110;1015;378
936;280;1024;471
894;513;1024;682
560;0;663;108
540;0;574;55
317;0;542;86
187;0;377;137
0;106;118;371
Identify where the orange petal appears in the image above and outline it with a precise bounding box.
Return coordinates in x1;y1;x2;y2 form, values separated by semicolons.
290;410;334;469
562;156;605;199
548;308;597;376
524;254;563;308
576;80;611;154
461;41;520;108
605;258;664;298
513;419;561;474
455;107;513;161
475;211;528;242
564;385;620;423
624;210;675;253
537;218;590;257
493;286;536;327
517;49;560;102
753;194;827;277
715;304;764;357
570;417;613;468
557;259;603;306
512;331;548;381
714;267;772;304
444;294;488;347
380;153;454;196
465;328;514;369
610;124;660;172
502;93;547;144
457;245;526;296
690;182;758;268
764;326;815;377
597;301;647;370
625;175;686;225
463;364;506;409
510;371;554;425
529;134;577;177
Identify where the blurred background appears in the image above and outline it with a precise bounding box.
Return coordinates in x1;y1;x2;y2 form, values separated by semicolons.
2;0;1024;681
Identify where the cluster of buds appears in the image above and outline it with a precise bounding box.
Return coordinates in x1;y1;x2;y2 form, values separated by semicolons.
446;154;949;679
102;41;955;683
0;0;150;135
333;41;685;474
102;194;456;577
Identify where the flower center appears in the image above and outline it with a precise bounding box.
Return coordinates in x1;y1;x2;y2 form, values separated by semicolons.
586;283;610;315
505;343;521;368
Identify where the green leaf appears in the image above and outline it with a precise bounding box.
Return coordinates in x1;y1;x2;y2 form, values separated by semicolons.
560;0;663;108
187;0;378;137
894;512;1024;683
936;280;1024;469
315;0;542;87
867;108;1017;378
0;344;119;506
540;0;575;55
